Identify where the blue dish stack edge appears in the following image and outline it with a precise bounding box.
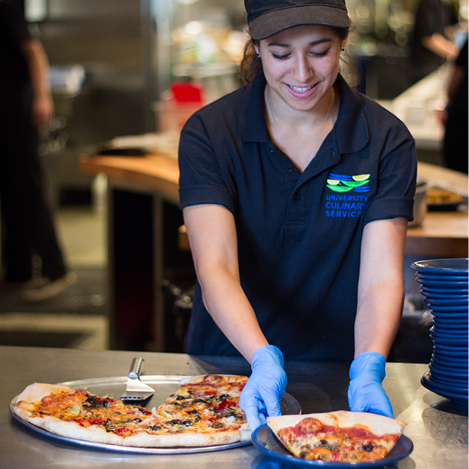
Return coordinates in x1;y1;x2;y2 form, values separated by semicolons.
411;258;469;407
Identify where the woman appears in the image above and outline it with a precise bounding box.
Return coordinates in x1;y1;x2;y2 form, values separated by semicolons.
178;0;416;430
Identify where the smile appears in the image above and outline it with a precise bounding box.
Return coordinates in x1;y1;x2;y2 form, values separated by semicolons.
285;83;318;99
288;84;314;93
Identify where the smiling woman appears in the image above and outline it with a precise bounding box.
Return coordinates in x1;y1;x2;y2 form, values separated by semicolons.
178;0;417;434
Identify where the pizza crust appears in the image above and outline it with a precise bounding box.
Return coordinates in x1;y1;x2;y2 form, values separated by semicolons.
267;411;406;438
123;426;251;447
15;383;72;406
179;374;247;385
42;416;125;445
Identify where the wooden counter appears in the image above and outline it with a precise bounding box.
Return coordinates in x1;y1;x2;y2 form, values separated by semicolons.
80;145;468;352
406;162;468;258
80;152;468;258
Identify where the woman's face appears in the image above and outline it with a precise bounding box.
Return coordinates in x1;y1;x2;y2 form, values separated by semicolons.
257;25;347;112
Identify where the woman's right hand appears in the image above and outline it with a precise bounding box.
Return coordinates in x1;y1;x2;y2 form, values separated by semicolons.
239;345;287;431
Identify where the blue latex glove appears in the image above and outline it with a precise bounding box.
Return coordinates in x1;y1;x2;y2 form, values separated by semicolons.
239;345;287;431
348;351;394;418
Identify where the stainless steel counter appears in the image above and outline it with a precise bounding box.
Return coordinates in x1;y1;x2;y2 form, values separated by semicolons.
1;346;467;468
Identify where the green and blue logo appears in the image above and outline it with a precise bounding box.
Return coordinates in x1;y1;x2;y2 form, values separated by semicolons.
326;173;370;193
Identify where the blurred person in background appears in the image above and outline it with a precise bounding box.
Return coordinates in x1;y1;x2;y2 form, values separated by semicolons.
443;38;468;173
0;0;75;301
408;0;460;85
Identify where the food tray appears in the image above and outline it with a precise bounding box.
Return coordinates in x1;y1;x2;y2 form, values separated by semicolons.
10;375;301;454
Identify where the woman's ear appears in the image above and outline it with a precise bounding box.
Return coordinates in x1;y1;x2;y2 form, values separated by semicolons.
342;24;350;49
341;36;348;51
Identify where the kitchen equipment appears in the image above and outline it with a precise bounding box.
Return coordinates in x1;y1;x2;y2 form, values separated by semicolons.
121;357;155;403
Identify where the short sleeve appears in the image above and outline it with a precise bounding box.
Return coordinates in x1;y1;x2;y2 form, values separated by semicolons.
178;114;236;213
362;124;417;224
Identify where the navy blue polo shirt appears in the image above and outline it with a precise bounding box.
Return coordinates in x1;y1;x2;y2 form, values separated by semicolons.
178;72;416;361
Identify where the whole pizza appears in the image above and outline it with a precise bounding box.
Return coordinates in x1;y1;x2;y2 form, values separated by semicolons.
13;374;250;447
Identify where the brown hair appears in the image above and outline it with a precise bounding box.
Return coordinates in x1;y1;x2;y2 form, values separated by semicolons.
239;27;350;84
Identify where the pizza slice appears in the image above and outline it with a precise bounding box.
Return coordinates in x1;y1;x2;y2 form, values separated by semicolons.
267;411;407;463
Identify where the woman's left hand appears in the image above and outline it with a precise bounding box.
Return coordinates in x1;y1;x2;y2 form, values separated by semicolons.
347;351;394;418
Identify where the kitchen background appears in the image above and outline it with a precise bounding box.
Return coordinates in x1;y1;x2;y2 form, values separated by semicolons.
0;0;467;357
20;0;466;204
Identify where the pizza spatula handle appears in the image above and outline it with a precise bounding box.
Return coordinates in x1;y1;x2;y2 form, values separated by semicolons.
128;357;144;379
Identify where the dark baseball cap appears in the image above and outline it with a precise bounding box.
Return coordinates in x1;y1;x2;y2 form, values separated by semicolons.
245;0;350;41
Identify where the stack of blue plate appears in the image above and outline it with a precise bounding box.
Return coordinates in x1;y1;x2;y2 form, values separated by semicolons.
411;258;468;406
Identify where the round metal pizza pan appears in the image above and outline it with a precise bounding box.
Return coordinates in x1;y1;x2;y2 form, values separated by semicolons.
9;375;302;454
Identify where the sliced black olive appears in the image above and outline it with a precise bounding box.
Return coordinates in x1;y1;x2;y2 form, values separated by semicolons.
185;409;199;415
104;419;116;433
170;393;191;401
315;440;338;452
194;416;201;423
210;421;225;429
181;420;194;427
165;419;183;426
83;396;97;407
133;418;142;423
361;443;374;452
191;399;207;405
147;424;162;431
218;394;230;400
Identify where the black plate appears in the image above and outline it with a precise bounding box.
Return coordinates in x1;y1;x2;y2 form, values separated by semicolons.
428;199;466;212
252;424;413;468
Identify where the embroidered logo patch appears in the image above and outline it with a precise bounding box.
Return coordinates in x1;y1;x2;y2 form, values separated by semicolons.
325;173;371;218
326;173;370;193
